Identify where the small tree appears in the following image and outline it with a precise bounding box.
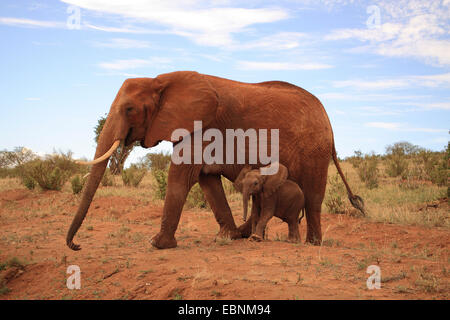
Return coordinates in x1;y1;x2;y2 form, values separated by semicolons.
357;153;379;189
0;147;36;168
94;115;138;175
385;142;413;177
141;152;172;171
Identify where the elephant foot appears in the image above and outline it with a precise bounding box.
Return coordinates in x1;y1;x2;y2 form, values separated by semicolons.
216;225;241;240
237;220;252;238
306;234;322;246
151;232;177;249
288;236;301;243
249;234;263;242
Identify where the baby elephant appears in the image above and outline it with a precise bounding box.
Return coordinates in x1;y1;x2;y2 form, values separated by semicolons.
234;164;305;242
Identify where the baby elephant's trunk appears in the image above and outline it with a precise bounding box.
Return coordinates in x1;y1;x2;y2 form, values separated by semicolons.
242;187;250;222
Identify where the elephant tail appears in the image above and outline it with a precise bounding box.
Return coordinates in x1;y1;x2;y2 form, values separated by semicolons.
331;143;365;215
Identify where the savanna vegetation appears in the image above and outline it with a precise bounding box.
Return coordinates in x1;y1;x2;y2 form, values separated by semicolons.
0;140;448;299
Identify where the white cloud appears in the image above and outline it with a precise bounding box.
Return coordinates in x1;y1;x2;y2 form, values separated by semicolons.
357;106;402;116
366;122;403;130
92;38;151;49
236;60;333;70
395;101;450;111
332;73;450;90
365;122;447;133
61;0;289;47
318;92;431;101
333;79;409;90
237;32;307;50
412;73;450;87
98;57;171;70
0;17;64;28
25;97;41;101
325;1;450;66
84;23;164;34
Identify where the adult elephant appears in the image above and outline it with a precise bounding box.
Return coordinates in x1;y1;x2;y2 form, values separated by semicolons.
66;71;364;251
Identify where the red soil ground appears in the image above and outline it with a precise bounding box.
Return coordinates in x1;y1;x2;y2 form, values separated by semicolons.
0;188;448;300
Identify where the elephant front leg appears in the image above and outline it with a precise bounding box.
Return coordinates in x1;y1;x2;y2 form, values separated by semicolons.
198;173;241;240
250;205;274;241
151;165;193;249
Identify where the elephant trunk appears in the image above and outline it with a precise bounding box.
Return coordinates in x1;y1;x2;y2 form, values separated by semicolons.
242;186;250;222
66;113;126;250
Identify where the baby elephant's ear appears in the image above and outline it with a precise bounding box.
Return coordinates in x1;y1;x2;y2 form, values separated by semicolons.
233;165;252;193
262;163;288;198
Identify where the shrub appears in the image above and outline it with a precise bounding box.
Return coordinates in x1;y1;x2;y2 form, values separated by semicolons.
122;165;146;187
142;152;172;171
71;175;86;194
423;148;448;186
324;172;347;214
185;183;208;209
48;151;82;175
22;175;36;190
385;154;409;178
152;168;168;200
357;153;379;189
348;150;363;169
101;168;114;187
18;159;71;191
384;142;419;178
222;176;237;196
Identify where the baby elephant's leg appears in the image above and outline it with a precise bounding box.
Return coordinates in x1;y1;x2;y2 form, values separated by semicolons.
252;206;275;241
286;202;302;243
249;202;262;242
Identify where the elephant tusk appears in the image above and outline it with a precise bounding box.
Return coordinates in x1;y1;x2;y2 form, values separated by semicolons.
77;140;121;165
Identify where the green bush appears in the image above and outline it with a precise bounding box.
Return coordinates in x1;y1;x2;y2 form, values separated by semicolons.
71;175;86;194
152;168;168;199
422;148;448;186
142;152;171;171
385;154;409;178
222;176;237;196
348;150;363;169
101;168;114;187
18;159;71;191
122;165;146;187
324;172;347;214
185;183;208;209
22;175;36;190
357;153;379;189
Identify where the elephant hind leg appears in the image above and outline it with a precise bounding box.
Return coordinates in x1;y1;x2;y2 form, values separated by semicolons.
301;167;328;246
285;202;302;243
304;197;324;245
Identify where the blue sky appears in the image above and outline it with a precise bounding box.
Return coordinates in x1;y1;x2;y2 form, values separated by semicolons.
0;0;449;164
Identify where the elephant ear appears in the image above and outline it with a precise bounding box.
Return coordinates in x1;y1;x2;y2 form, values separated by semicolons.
261;163;288;198
233;165;252;193
144;71;218;148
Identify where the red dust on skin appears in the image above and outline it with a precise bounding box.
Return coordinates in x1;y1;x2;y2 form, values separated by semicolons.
0;188;448;300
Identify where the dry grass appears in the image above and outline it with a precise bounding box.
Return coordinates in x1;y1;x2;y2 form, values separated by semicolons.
0;177;22;192
328;162;448;228
1;160;446;229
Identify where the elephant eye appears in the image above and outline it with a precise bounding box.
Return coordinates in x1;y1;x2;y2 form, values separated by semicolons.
126;106;133;113
253;181;258;186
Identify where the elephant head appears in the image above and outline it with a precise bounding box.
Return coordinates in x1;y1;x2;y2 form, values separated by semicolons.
233;163;288;222
66;71;219;250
